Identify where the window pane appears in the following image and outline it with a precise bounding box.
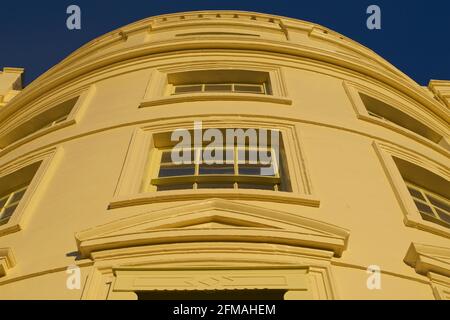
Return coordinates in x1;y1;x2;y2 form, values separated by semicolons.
0;216;9;226
239;164;275;176
238;148;261;164
158;165;195;177
414;200;434;216
1;204;18;220
204;84;232;92
157;184;193;191
435;209;450;225
174;85;203;94
234;84;264;94
10;188;27;204
197;183;234;189
237;147;275;176
407;187;425;201
0;197;8;209
199;164;234;175
161;151;173;164
162;150;195;164
427;195;450;213
238;183;275;191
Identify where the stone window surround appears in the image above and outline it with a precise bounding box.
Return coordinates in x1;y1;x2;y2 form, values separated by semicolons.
110;116;318;208
139;61;292;108
0;147;62;237
344;80;449;155
0;85;95;156
374;141;450;238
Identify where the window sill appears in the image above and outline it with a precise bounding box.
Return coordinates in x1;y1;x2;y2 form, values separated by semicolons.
139;93;292;108
109;189;320;209
404;215;450;239
0;223;21;238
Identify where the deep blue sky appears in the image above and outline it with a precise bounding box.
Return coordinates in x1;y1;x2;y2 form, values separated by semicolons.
1;0;449;86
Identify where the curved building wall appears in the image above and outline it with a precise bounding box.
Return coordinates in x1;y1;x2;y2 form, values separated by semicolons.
0;11;449;300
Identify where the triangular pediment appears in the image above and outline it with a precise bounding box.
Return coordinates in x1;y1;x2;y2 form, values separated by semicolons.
76;198;349;258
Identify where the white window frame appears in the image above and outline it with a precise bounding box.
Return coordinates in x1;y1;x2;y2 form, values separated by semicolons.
374;141;450;238
405;181;450;228
0;147;62;237
170;83;267;95
140;62;292;108
0;185;29;226
0;85;95;154
110;118;319;208
344;81;450;154
151;144;283;192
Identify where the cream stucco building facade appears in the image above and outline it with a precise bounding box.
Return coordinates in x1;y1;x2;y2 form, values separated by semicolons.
0;11;449;300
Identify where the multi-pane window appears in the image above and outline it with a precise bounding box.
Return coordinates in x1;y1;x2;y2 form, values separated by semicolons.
151;137;290;192
166;69;273;97
172;83;267;95
406;181;450;228
0;97;79;149
0;185;28;226
359;93;446;148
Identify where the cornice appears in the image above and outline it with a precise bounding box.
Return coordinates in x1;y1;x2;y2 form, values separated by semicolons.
404;243;450;278
2;11;448;123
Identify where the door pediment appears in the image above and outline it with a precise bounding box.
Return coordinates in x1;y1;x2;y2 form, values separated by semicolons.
76;199;349;258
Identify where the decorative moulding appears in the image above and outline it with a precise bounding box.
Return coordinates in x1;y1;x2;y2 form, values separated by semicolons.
429;272;450;300
112;116;317;207
428;80;450;108
140;93;292;108
76;198;349;258
109;189;320;209
0;147;63;237
142;62;290;101
344;80;449;156
82;263;338;300
0;84;96;156
373;141;450;238
6;9;444;126
404;243;450;278
113;267;312;299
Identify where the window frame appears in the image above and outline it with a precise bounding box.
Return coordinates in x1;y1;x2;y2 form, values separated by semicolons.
139;63;292;108
405;181;450;228
150;143;284;192
0;185;29;226
170;82;267;95
374;141;450;238
0;147;61;237
344;81;450;154
0;85;95;154
110;118;319;208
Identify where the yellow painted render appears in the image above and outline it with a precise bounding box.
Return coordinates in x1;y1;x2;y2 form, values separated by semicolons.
0;11;448;300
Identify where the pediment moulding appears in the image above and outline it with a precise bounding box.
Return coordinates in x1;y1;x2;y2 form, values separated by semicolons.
75;198;349;259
